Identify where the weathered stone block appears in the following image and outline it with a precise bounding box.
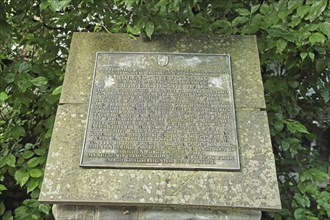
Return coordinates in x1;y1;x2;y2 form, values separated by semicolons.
40;33;281;211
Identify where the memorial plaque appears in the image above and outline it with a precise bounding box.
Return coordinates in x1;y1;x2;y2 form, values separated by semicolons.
80;52;240;170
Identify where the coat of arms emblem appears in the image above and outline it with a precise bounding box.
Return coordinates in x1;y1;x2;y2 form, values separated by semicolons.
157;55;169;67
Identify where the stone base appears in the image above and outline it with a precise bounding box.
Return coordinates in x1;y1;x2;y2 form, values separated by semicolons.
52;205;261;220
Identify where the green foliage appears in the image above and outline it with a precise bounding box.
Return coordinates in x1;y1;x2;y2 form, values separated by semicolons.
1;0;329;219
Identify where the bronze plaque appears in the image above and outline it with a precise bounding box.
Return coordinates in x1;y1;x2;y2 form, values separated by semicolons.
80;53;240;170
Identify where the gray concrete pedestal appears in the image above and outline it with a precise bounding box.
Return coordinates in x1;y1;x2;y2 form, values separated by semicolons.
52;205;261;220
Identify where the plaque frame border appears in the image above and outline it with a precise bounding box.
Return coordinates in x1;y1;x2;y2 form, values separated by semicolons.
79;52;240;170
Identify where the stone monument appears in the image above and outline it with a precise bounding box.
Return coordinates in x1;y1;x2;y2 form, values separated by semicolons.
40;33;281;219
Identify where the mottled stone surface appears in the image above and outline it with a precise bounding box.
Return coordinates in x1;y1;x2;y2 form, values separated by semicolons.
52;205;261;220
60;34;265;109
40;33;281;210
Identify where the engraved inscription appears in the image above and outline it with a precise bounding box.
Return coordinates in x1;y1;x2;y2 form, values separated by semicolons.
80;53;240;170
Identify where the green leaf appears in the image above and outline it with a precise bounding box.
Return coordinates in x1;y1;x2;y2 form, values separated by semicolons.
15;74;32;92
259;3;270;15
30;76;48;87
0;92;8;101
286;120;309;134
22;150;34;159
319;22;330;38
281;138;299;151
276;39;287;54
0;201;5;215
306;216;319;220
49;0;71;12
190;13;209;29
154;0;167;10
321;91;329;103
6;154;16;167
124;0;136;7
232;17;249;27
17;157;25;167
306;0;327;22
49;1;58;12
209;20;231;31
281;140;290;151
301;168;329;182
25;143;34;150
261;10;279;31
34;147;46;156
11;126;25;140
27;157;40;168
18;62;31;74
39;204;51;215
145;21;154;39
31;215;39;220
289;81;299;88
308;52;315;61
14;206;28;219
288;0;303;10
14;169;29;187
251;4;260;14
52;85;62;95
294;193;311;208
39;1;49;10
297;5;309;18
241;14;261;34
289;15;301;28
300;170;313;182
0;157;6;169
39;156;47;164
127;24;140;35
266;28;287;37
57;0;71;9
3;210;13;220
294;208;306;219
236;8;250;16
274;120;284;132
29;168;43;178
31;189;40;199
313;169;329;182
317;192;330;217
4;73;15;83
308;24;319;32
309;32;326;45
27;178;39;193
300;52;308;61
319;191;330;199
298;182;317;194
0;184;7;191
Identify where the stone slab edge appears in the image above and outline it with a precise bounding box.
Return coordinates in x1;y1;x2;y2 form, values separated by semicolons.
52;204;262;220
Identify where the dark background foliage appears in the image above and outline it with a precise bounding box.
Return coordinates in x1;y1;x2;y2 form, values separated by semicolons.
0;0;329;219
